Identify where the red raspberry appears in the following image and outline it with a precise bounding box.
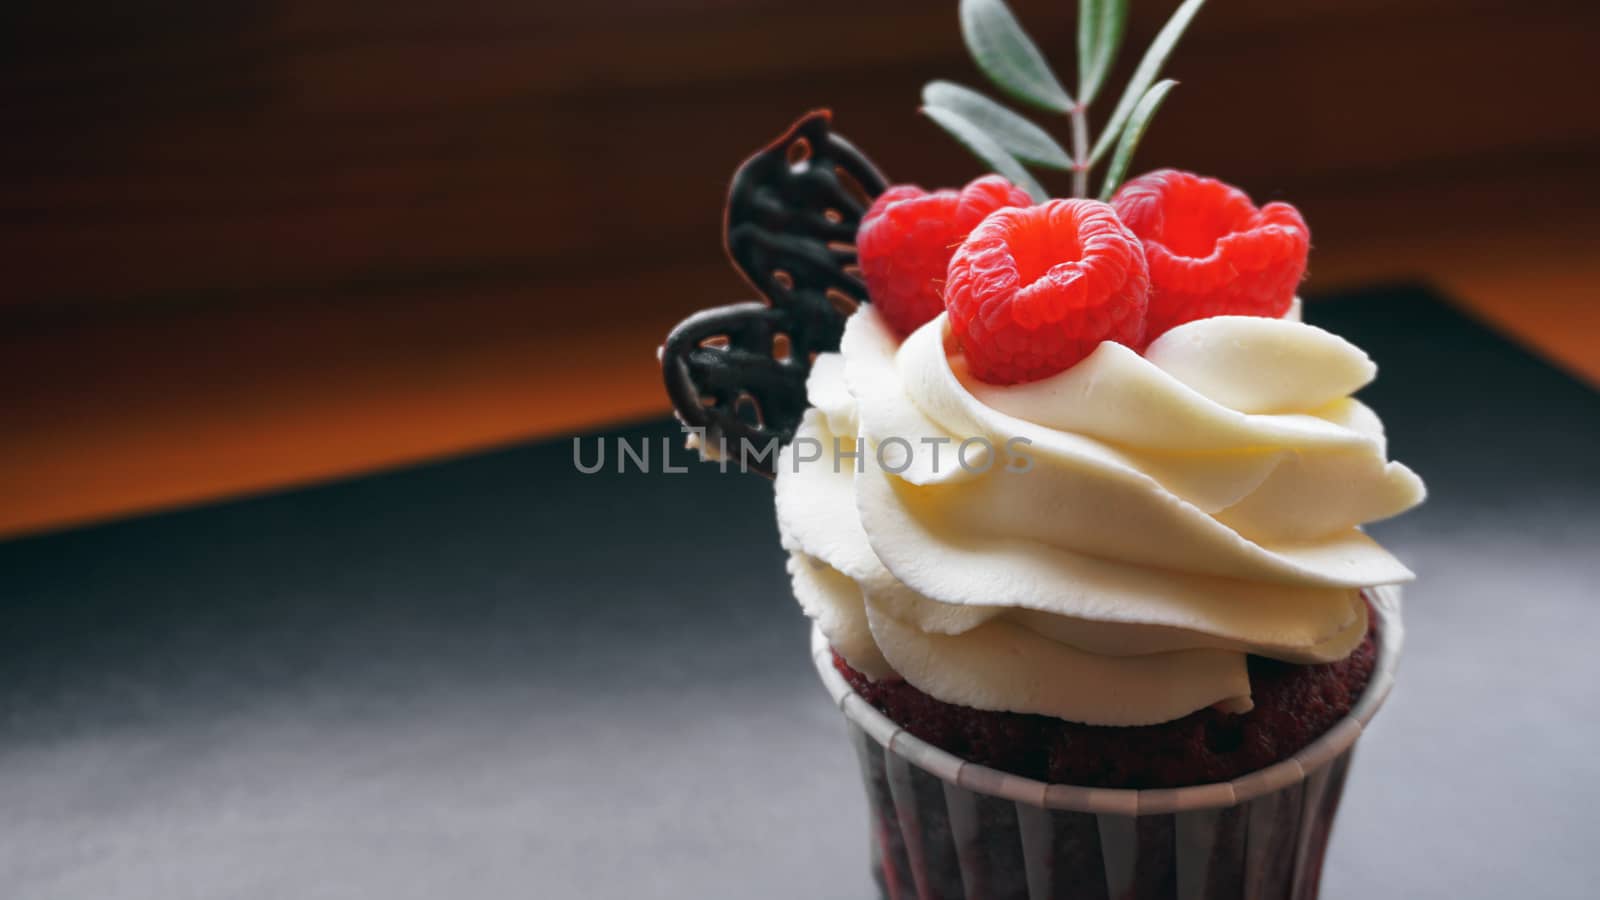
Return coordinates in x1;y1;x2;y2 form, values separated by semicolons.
944;199;1149;385
1112;169;1310;341
857;175;1033;337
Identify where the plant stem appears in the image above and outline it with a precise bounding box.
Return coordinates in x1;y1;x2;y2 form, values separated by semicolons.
1069;102;1090;197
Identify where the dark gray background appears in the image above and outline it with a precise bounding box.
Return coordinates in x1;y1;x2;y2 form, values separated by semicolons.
2;287;1596;899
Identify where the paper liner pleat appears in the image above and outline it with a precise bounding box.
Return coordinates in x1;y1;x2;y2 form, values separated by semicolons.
848;718;914;898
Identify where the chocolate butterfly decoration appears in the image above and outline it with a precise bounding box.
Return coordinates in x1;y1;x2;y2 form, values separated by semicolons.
660;111;888;476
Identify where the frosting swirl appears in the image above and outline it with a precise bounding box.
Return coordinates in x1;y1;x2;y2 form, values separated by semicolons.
776;305;1424;726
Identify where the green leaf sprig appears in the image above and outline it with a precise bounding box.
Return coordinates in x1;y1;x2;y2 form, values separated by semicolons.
922;0;1206;202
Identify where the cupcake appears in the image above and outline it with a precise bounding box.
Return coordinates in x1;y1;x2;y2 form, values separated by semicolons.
660;4;1425;897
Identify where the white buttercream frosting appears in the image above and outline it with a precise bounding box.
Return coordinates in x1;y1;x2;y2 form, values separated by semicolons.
775;304;1424;726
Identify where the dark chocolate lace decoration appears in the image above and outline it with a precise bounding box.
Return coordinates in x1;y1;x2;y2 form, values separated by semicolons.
660;110;888;476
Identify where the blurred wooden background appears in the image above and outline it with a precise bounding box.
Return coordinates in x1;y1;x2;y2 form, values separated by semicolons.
3;0;1599;536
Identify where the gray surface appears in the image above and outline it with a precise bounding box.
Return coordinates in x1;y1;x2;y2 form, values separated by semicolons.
1;286;1596;898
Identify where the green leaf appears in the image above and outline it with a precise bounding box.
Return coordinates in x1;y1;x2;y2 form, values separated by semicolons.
923;81;1074;169
959;0;1074;113
1097;79;1176;200
921;105;1049;201
1077;0;1101;94
1089;0;1205;166
1079;0;1129;107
